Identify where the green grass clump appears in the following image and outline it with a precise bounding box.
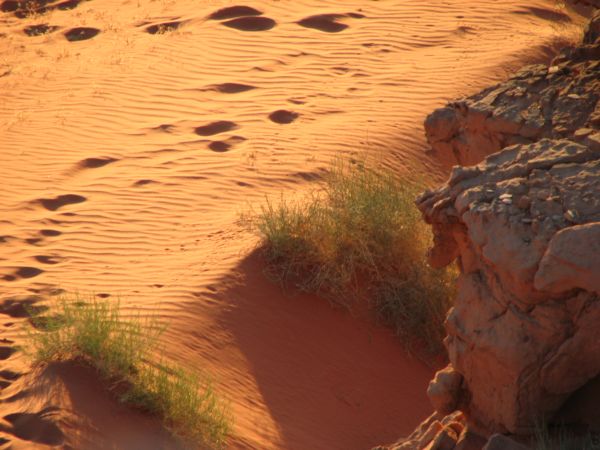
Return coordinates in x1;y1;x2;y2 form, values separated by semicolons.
27;294;230;448
250;159;455;355
125;362;229;446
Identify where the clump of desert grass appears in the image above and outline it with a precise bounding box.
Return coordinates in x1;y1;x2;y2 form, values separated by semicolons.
26;294;230;448
248;159;455;355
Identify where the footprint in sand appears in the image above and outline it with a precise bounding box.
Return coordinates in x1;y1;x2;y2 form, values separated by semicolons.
195;120;239;136
207;83;256;94
0;369;21;390
209;136;246;152
0;346;16;361
5;0;85;17
4;410;65;446
34;255;61;265
133;179;155;187
23;24;59;37
64;27;100;42
0;297;48;318
0;370;21;381
2;267;43;281
1;0;43;17
145;20;182;35
209;141;231;152
78;157;117;169
269;110;299;124
222;16;276;32
298;12;365;33
0;1;20;12
39;229;61;237
208;5;262;21
14;267;44;279
37;194;86;211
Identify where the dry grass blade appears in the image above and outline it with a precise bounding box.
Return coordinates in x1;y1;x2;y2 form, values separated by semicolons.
25;294;230;448
248;159;456;356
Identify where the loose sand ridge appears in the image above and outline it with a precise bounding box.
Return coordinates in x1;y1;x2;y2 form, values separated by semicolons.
0;1;589;448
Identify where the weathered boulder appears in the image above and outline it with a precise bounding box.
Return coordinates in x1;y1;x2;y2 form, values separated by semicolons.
416;138;600;434
424;10;600;166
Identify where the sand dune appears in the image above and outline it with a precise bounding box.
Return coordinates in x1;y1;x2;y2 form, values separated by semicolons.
0;0;589;448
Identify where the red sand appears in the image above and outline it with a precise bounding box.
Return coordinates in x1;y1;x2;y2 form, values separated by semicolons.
0;1;588;448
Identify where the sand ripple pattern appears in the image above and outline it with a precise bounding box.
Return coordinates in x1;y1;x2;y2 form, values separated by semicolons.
0;0;588;448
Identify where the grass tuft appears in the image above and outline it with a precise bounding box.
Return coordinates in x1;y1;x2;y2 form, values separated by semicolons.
26;294;230;448
248;159;455;355
125;362;230;447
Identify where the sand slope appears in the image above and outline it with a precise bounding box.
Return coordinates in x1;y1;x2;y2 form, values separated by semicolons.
0;0;589;448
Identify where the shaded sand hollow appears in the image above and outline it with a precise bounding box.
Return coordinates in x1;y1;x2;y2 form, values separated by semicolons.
0;1;590;449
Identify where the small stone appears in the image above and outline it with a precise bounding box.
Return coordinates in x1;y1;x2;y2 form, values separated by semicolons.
564;209;579;223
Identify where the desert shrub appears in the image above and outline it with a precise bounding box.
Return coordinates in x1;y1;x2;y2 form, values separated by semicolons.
250;159;455;355
27;294;230;448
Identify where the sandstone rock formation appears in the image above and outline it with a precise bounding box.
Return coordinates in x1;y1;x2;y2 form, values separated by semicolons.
424;9;600;167
377;9;600;450
418;136;600;436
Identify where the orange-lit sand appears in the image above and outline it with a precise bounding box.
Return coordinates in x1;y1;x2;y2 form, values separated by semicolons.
0;1;589;448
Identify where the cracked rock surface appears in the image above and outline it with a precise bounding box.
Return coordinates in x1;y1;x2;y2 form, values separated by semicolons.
377;9;600;450
424;10;600;167
417;137;600;435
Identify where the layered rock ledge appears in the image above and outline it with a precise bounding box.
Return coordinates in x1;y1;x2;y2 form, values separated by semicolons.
424;9;600;167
